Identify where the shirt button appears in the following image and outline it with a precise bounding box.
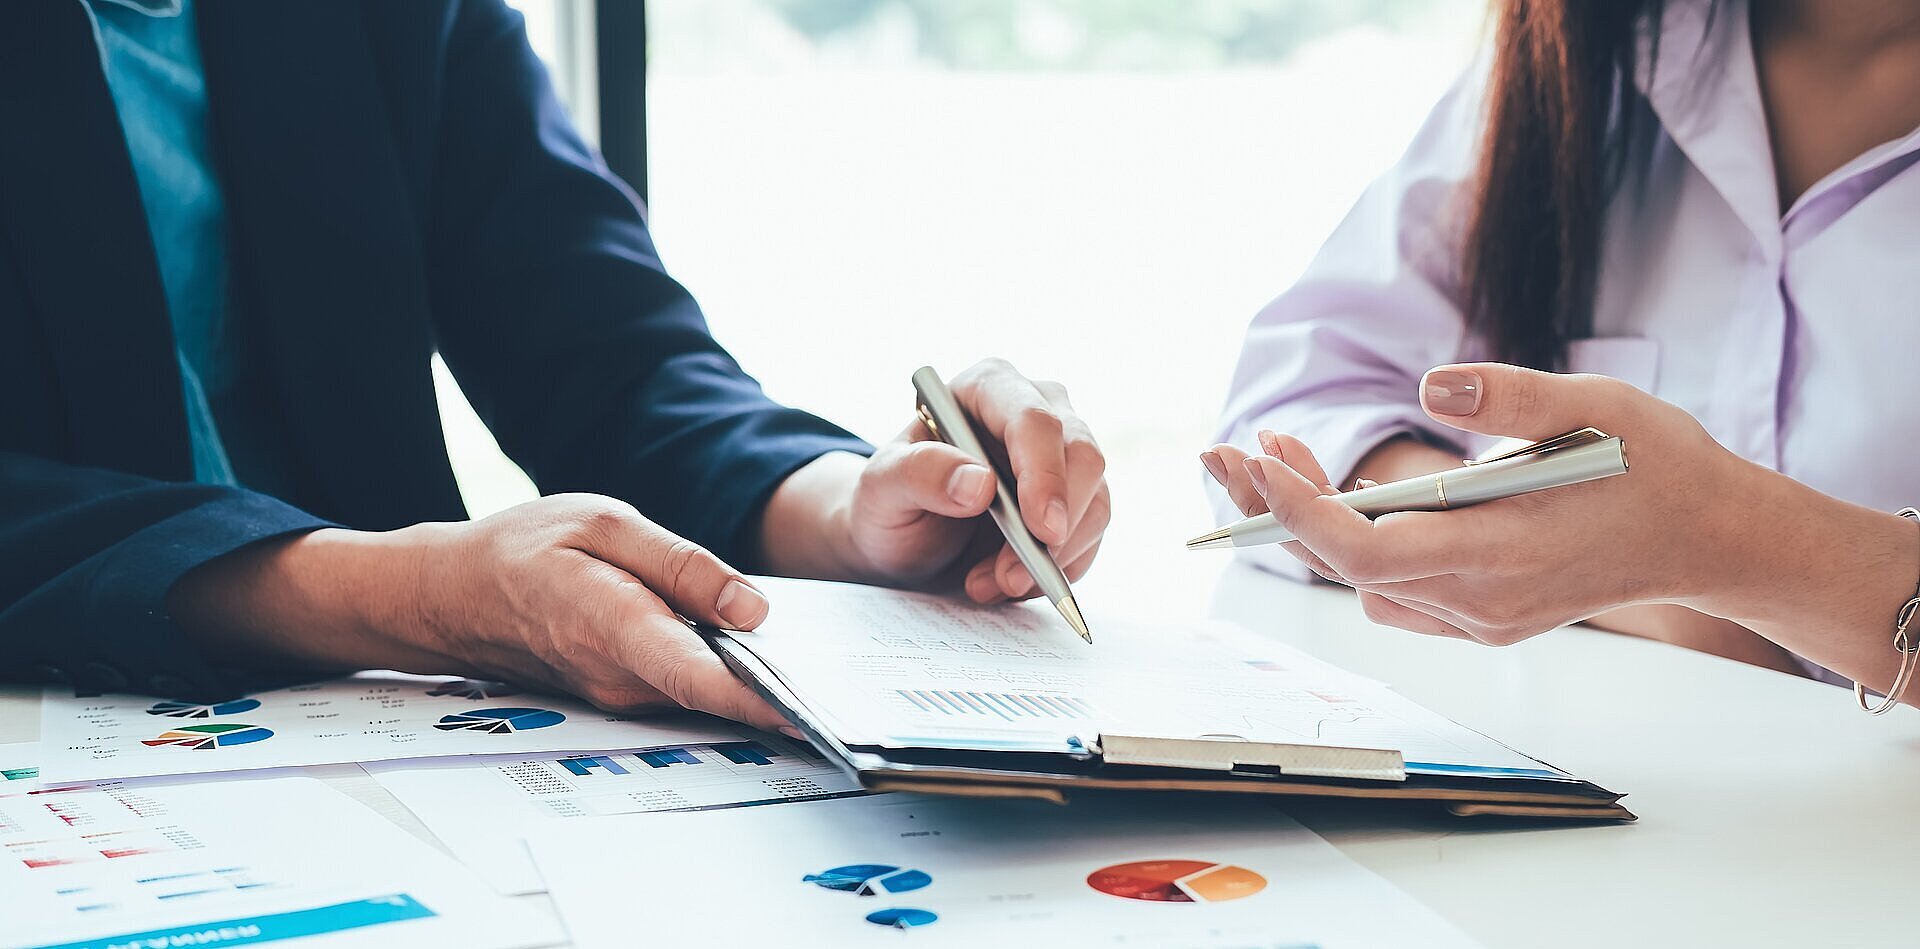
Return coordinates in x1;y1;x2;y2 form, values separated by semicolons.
29;663;70;685
77;661;130;693
146;674;196;698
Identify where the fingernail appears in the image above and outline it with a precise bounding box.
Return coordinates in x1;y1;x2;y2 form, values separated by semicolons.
947;464;992;505
1423;369;1482;416
1355;478;1379;490
1005;563;1034;596
1199;451;1228;483
1043;500;1069;542
778;726;809;742
1242;458;1269;496
716;579;770;628
1257;429;1284;458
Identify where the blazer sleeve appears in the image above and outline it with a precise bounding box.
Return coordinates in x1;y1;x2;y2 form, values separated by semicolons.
1210;64;1490;582
0;452;331;698
420;0;871;567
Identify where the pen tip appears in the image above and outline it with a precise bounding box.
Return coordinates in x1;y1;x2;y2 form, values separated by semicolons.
1185;526;1234;550
1058;596;1092;643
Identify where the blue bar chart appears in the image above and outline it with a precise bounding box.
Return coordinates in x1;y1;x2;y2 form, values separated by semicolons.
635;747;701;769
557;756;628;777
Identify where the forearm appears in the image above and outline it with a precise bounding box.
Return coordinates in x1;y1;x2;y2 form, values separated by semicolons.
166;526;457;675
1699;467;1920;698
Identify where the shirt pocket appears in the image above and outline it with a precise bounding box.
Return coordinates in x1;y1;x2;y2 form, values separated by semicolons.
1563;336;1659;394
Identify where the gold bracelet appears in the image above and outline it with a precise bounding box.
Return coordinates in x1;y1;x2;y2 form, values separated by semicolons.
1855;507;1920;715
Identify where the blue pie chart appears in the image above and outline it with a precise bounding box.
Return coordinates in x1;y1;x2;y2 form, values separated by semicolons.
146;698;262;718
865;908;938;929
803;864;932;896
432;707;566;734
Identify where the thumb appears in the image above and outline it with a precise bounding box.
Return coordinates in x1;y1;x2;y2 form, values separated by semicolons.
860;439;998;523
1419;363;1626;441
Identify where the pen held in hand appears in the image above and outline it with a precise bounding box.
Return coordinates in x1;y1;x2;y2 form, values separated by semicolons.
911;366;1092;642
1188;428;1628;550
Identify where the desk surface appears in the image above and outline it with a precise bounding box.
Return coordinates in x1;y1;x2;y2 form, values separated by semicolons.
7;564;1916;948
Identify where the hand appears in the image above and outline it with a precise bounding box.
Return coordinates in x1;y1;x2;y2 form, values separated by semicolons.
170;494;791;731
760;359;1111;603
1206;363;1770;645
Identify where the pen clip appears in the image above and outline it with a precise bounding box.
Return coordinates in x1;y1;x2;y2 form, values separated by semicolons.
915;403;943;441
1464;427;1611;465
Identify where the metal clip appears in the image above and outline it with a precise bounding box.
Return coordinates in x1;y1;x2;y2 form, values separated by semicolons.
1464;427;1613;465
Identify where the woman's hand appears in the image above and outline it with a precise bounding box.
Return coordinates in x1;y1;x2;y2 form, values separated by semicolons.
1206;363;1782;645
759;358;1111;603
170;494;793;731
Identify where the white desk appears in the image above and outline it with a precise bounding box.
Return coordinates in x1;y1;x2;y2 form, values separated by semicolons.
7;564;1916;948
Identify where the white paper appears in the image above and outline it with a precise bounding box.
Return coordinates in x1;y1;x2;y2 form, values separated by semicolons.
367;733;866;895
37;673;741;783
0;776;562;949
528;793;1485;948
734;578;1563;778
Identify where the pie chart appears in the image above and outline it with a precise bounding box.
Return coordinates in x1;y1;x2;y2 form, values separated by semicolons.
145;698;262;718
1087;859;1267;903
426;680;519;700
140;723;275;750
802;864;933;896
433;707;566;734
865;908;938;929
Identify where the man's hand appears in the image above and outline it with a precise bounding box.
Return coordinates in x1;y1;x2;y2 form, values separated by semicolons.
169;494;791;732
169;359;1112;726
758;359;1111;602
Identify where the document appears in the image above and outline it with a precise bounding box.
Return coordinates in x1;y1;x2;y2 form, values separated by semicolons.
366;734;865;895
37;673;739;783
527;793;1486;948
1;776;562;949
734;578;1559;778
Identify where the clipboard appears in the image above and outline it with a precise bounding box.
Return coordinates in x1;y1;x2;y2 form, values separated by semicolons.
709;631;1634;822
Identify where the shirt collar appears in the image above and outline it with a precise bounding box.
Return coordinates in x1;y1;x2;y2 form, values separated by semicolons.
1635;0;1783;255
1634;0;1920;251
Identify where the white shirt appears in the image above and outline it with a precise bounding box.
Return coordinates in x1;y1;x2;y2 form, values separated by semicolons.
1215;0;1920;676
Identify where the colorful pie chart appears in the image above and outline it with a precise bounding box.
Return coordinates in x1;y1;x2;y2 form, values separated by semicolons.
140;723;275;750
1087;859;1267;903
145;698;262;718
432;707;565;733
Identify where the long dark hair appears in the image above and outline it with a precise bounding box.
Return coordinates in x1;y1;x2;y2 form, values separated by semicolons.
1462;0;1666;370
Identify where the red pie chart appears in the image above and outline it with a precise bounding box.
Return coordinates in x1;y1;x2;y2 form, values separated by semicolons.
1087;859;1267;903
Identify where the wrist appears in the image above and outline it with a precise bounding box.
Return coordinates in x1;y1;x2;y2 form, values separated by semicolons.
170;524;450;673
755;452;875;581
1693;464;1917;640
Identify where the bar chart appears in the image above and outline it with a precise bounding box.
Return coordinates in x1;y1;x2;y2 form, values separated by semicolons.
895;689;1092;721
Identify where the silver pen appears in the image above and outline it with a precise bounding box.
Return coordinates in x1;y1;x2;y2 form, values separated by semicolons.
1187;428;1628;550
912;366;1092;642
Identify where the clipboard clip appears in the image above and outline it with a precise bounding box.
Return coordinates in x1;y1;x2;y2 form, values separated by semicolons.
1465;427;1612;466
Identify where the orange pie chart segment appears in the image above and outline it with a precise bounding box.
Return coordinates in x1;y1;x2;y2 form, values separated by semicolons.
1087;859;1267;904
1178;863;1268;902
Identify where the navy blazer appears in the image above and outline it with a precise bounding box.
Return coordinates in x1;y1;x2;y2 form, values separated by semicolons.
0;0;868;699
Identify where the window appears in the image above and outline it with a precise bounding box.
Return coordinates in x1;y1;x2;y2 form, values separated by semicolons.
467;1;1484;599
